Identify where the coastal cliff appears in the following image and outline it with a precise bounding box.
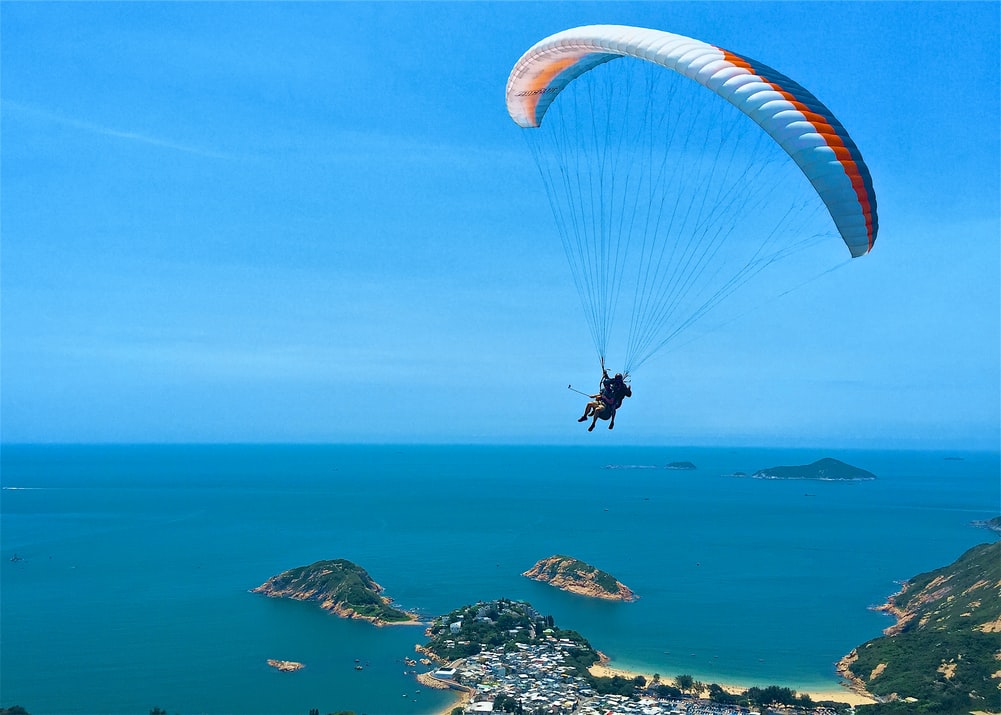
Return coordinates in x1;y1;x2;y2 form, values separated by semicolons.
523;555;636;601
751;457;876;481
252;558;419;625
837;538;1001;713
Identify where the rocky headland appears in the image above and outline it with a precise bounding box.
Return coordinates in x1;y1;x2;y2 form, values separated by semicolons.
252;558;420;626
836;539;1001;712
523;555;636;601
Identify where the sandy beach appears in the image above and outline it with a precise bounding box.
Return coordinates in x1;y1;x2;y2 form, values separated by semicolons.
432;687;472;715
587;661;877;707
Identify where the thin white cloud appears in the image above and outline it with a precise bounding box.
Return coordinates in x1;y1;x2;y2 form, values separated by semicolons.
2;100;234;160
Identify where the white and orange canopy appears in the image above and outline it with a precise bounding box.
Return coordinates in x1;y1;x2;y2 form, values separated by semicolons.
506;25;877;257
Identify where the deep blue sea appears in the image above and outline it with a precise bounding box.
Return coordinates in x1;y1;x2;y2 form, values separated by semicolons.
2;445;998;715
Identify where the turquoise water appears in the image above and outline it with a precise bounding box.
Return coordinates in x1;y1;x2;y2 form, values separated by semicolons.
2;445;998;714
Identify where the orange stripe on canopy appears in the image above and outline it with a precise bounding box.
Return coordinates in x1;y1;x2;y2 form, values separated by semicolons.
521;56;584;127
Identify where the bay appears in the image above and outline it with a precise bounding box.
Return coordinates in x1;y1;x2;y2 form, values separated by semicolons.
2;444;998;714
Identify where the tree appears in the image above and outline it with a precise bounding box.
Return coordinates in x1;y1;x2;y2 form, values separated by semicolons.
493;694;520;713
744;685;801;707
654;683;683;698
674;674;694;693
708;683;737;703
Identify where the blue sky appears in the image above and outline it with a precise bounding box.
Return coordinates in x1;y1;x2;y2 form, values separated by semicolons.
2;2;998;448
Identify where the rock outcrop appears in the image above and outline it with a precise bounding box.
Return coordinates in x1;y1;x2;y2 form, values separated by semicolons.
523;555;636;601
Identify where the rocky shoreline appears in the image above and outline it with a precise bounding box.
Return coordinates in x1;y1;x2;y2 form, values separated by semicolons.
834;649;877;702
831;578;910;699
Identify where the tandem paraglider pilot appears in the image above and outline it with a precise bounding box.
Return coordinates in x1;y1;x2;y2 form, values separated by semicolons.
578;368;631;431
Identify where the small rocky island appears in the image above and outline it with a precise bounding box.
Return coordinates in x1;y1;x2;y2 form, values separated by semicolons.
523;555;637;601
750;457;876;481
266;659;304;672
252;558;420;625
666;461;697;470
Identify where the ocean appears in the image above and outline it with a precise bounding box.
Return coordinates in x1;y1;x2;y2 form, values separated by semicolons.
1;444;998;715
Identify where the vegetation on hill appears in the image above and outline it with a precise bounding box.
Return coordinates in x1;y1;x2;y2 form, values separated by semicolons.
840;539;1001;714
424;599;591;661
252;558;416;624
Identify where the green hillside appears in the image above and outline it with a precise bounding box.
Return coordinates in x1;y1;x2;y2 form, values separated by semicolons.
842;540;1001;714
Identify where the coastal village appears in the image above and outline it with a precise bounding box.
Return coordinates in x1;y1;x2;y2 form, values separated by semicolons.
416;600;850;715
424;639;754;715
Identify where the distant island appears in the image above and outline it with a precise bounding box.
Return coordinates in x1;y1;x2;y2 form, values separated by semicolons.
251;558;420;625
523;555;637;601
666;461;697;470
750;457;876;481
839;538;1001;714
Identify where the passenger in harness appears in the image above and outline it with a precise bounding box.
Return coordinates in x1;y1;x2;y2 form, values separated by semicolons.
578;368;632;431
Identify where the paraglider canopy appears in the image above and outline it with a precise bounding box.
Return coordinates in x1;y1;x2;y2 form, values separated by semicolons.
506;25;877;374
507;24;877;257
